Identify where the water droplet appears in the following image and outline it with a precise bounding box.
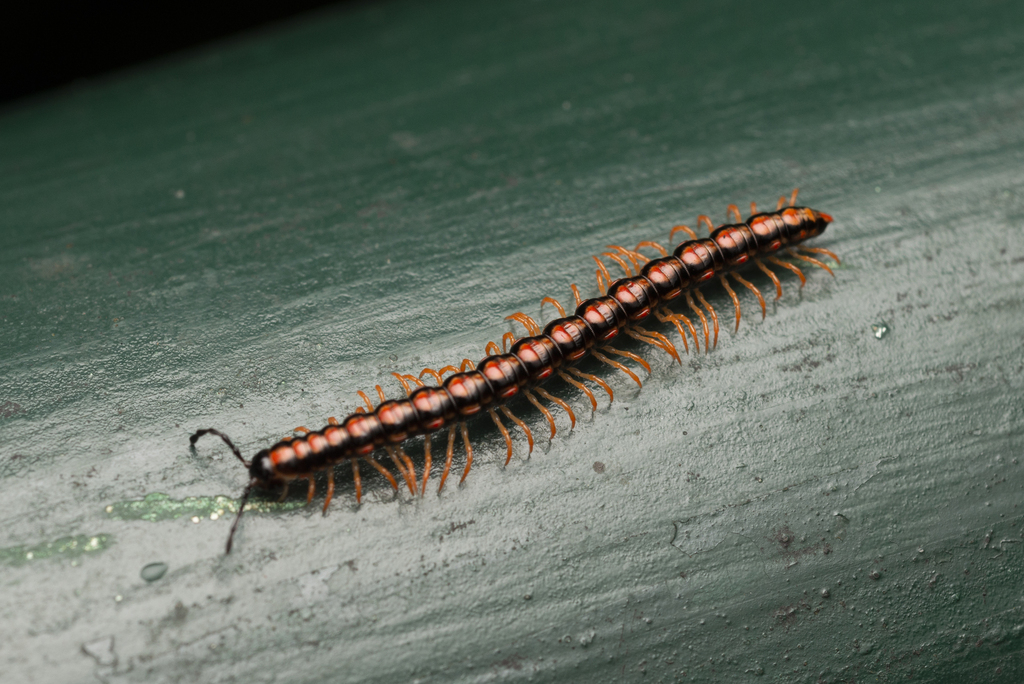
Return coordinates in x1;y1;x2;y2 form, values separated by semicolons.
389;354;398;362
524;594;532;600
869;570;881;580
140;562;168;582
821;589;830;598
871;322;889;339
114;594;123;602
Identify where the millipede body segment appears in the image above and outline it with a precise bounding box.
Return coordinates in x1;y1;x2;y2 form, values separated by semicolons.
191;191;836;552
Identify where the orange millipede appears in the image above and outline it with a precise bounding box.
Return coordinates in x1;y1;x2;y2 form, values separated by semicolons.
191;189;837;552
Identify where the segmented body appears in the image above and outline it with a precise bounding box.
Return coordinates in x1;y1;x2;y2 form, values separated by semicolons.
191;193;836;552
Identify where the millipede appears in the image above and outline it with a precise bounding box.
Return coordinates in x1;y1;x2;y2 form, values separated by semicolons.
191;189;837;552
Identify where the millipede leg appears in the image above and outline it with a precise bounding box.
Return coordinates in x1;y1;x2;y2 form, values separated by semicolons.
670;224;697;243
687;292;711;352
726;204;742;222
352;460;363;504
595;268;607;294
525;391;558;438
628;327;681;364
768;255;806;287
602;346;652;373
392;372;414;395
485;341;501;356
800;246;842;265
601;250;633;276
421;436;432;495
607;245;642;272
328;416;339;426
673;311;701;353
750;201;758;215
322;470;335;514
501;331;517;353
357;390;375;412
694;290;719;349
305;477;316;505
654;310;691;355
731;272;767;320
507;312;542;336
569;366;616;402
458;422;474;485
789;188;799;206
385;447;409;494
490;408;514;465
756;260;783;300
559;370;599;410
601;251;633;276
719;275;743;332
776;195;786;210
278;482;290;502
366;457;399;492
697;214;714;235
438;426;456;493
541;296;567;317
395;448;416;494
419;367;445;385
500;406;535;454
592;256;614;288
533;387;576;430
789;250;834;277
293;426;311;435
386;446;417;495
593;350;643;388
460;358;476;371
635;240;668;257
397;446;417;493
643;328;682;364
571;284;583;307
374;385;387;404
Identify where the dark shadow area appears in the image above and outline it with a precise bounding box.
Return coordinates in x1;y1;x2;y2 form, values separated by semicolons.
1;1;367;108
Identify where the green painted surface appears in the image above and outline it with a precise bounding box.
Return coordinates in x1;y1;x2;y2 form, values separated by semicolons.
2;0;1023;682
104;492;305;522
0;534;111;567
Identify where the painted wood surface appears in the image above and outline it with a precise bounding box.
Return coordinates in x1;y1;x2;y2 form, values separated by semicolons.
2;1;1023;681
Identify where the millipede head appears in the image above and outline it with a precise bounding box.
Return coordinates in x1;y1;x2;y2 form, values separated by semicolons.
248;449;277;484
809;208;833;237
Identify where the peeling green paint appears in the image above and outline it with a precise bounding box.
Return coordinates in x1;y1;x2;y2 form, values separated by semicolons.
0;534;112;566
104;492;305;522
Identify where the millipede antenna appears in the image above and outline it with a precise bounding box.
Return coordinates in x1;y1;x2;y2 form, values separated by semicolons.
190;428;250;468
225;482;255;554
